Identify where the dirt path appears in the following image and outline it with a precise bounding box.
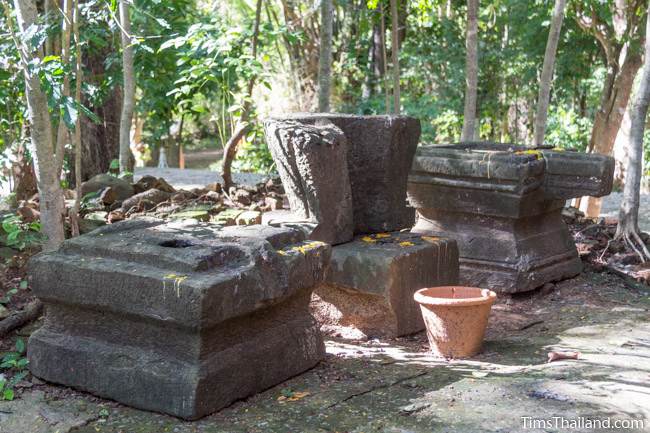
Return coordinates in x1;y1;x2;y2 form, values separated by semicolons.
135;167;268;190
2;270;649;433
601;191;650;232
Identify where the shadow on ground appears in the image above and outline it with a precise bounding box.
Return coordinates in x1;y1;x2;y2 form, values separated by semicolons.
1;270;649;433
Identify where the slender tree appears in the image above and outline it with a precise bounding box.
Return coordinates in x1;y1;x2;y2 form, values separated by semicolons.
380;2;390;113
615;1;650;261
6;0;66;251
532;0;567;147
460;0;478;141
575;1;646;217
221;0;263;190
118;0;135;179
70;0;83;236
389;0;400;113
318;0;333;112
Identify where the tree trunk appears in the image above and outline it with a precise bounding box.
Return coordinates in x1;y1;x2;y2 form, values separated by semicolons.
373;17;386;78
77;38;122;181
380;4;390;113
70;0;82;237
615;3;650;260
579;52;642;217
318;0;333;112
360;23;376;101
613;101;633;188
389;0;400;114
532;0;567;147
461;0;478;141
118;0;135;179
221;0;263;190
12;140;37;202
12;0;65;251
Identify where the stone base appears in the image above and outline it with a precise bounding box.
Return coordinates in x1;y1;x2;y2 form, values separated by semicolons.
313;232;458;337
29;289;323;420
27;220;330;419
408;142;613;293
412;208;582;293
458;253;582;294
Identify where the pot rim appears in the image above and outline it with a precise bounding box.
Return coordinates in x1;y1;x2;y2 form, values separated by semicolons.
414;286;497;307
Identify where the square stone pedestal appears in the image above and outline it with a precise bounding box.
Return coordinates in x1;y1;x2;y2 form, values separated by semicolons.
313;232;458;337
408;142;614;293
27;220;330;419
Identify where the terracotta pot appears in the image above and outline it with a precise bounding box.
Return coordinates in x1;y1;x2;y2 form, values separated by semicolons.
414;286;497;358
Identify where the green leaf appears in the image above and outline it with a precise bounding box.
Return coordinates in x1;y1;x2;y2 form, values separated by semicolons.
62;96;78;129
155;18;170;29
3;388;14;401
77;102;100;124
19;280;28;290
15;339;25;354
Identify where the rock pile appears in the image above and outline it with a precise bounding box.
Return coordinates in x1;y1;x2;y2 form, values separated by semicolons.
16;173;288;234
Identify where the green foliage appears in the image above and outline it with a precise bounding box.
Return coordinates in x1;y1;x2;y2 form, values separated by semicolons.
159;15;269;147
545;107;592;151
0;279;26;305
340;0;604;145
232;125;275;174
0;339;29;401
0;215;44;251
1;0;648;181
132;0;196;142
109;159;120;171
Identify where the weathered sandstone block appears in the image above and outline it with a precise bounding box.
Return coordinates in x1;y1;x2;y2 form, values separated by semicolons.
313;232;459;337
28;219;330;419
264;119;353;245
266;114;420;234
408;142;614;293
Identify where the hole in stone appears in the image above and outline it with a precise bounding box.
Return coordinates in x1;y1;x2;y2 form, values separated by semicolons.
159;239;195;248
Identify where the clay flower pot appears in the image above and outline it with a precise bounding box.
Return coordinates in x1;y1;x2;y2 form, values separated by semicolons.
414;286;497;358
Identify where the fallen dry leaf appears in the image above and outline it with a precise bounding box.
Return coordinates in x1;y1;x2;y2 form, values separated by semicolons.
547;351;580;363
277;391;310;402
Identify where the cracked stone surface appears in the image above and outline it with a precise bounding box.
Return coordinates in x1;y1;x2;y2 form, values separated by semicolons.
2;269;649;432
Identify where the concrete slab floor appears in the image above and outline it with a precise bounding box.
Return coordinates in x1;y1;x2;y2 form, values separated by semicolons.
1;270;649;433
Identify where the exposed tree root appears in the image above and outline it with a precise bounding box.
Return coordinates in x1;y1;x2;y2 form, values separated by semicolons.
620;231;650;263
0;300;43;337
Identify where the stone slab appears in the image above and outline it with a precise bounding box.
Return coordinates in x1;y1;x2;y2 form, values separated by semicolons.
411;209;583;293
264;120;353;245
540;149;615;199
27;219;330;419
267;114;420;234
313;232;458;337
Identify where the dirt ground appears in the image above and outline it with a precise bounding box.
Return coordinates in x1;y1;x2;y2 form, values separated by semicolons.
1;266;649;433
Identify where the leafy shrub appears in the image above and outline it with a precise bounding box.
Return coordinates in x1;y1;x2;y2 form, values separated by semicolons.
1;215;44;251
0;339;29;401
